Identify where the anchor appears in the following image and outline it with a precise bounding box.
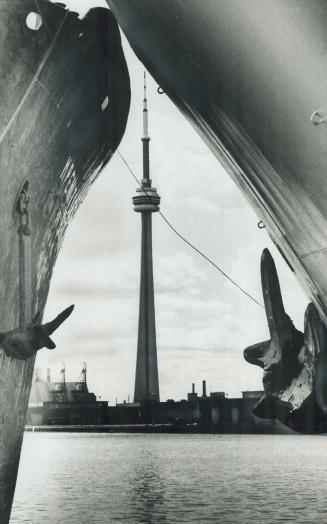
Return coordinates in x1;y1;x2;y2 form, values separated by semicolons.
244;248;327;433
9;183;75;360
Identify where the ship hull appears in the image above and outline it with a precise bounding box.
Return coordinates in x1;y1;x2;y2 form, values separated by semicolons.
0;1;130;520
108;0;327;320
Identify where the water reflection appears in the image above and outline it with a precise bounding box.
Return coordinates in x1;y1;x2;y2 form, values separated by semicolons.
130;451;166;523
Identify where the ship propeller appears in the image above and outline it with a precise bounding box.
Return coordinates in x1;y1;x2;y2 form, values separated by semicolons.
244;248;327;433
0;304;74;360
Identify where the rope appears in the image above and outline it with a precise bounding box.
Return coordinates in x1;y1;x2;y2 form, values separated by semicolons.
34;0;74;84
116;150;264;309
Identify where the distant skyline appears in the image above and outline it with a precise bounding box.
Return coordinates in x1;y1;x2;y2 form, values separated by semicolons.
40;0;308;403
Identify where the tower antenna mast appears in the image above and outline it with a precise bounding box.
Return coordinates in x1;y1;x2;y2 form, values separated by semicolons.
133;72;160;403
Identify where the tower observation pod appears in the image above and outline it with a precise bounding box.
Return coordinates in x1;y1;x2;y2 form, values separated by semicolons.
133;72;160;403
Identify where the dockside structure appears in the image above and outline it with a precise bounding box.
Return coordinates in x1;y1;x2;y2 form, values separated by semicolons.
28;372;283;432
28;364;108;426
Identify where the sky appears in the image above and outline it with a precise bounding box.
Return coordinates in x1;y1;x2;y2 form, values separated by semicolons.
38;0;308;403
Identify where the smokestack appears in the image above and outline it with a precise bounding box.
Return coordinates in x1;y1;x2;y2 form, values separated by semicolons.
47;368;51;383
192;383;195;394
202;380;207;397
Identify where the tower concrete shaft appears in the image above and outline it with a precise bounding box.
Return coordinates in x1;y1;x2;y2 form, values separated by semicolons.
133;73;160;402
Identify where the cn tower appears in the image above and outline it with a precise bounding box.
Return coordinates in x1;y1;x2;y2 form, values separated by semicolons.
133;73;160;403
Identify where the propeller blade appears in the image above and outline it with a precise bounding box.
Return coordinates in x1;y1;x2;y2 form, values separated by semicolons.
44;304;74;335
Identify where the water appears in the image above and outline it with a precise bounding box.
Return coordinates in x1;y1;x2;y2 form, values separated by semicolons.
10;433;327;523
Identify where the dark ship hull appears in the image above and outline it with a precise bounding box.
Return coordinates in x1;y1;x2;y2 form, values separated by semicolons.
107;0;327;321
0;1;130;520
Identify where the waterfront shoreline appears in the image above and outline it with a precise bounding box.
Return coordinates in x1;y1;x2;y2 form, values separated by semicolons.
24;423;291;434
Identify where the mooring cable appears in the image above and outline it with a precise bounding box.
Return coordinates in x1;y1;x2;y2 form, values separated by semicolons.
117;149;264;309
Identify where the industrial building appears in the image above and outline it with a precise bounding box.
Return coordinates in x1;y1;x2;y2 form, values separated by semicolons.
28;370;283;433
27;364;108;426
109;381;280;433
